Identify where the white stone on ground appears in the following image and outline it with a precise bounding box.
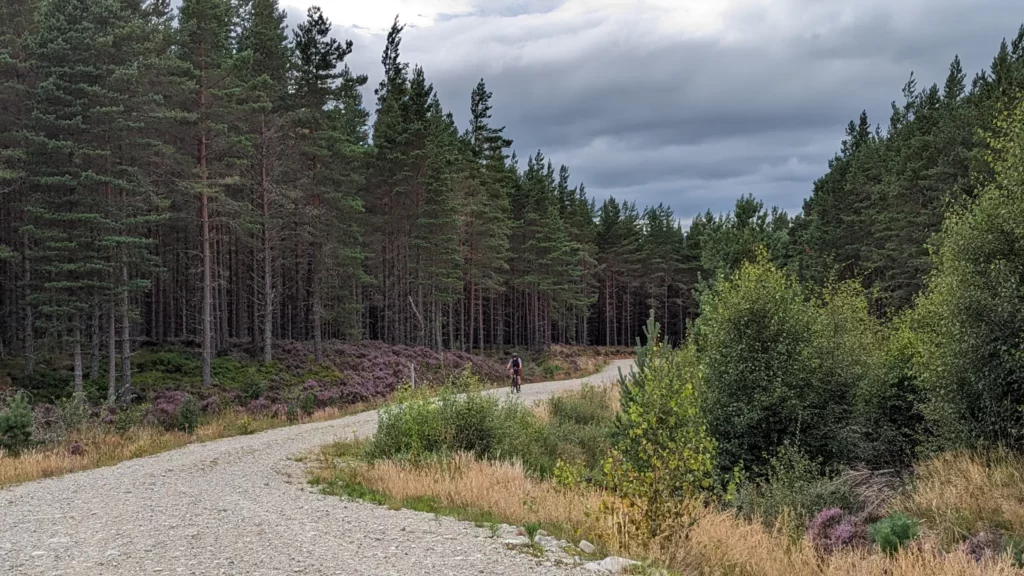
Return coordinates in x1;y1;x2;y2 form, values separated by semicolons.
581;556;641;574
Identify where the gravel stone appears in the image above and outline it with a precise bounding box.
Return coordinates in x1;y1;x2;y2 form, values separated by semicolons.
1;361;632;575
581;556;641;574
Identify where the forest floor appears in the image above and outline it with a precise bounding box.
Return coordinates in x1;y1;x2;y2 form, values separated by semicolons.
0;360;633;575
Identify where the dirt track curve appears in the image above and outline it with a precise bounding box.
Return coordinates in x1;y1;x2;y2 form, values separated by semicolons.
0;359;634;576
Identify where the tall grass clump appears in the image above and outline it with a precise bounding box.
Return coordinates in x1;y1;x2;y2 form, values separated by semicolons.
902;450;1024;549
544;383;616;477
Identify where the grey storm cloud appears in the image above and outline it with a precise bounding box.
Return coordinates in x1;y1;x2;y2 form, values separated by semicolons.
279;0;1023;222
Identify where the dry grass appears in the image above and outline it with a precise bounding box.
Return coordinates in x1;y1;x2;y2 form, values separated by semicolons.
0;402;375;488
313;452;1024;576
332;453;607;532
656;507;1021;576
901;450;1024;547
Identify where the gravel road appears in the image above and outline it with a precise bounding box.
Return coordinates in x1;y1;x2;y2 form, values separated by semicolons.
0;360;634;576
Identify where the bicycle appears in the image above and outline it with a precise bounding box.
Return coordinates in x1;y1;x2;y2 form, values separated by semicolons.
510;369;522;394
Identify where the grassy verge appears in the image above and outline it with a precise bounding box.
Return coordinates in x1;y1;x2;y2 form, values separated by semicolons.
309;451;608;552
310;448;1024;575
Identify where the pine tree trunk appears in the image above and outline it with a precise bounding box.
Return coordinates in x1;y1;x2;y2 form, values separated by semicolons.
664;283;669;343
73;318;84;398
459;295;465;352
478;290;484;352
156;233;165;343
262;214;273;364
311;156;323;361
108;305;116;404
532;289;539;350
199;73;213;386
448;301;455;352
264;137;276;360
89;304;101;380
312;269;323;364
22;231;33;375
121;262;131;394
468;281;475;353
435;300;443;351
219;235;229;344
231;242;238;340
604;276;611;347
216;232;228;347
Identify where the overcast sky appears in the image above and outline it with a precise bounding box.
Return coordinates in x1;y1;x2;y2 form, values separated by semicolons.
277;0;1021;224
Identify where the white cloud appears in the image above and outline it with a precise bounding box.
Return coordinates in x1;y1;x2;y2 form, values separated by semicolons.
276;0;1019;219
313;0;477;33
312;0;754;39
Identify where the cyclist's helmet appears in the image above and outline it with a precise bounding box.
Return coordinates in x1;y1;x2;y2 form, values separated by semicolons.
512;352;519;357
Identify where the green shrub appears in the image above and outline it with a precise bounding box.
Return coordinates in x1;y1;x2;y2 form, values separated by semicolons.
911;100;1024;451
539;362;559;379
114;403;148;433
809;281;896;466
176;394;200;434
443;366;484;392
235;416;256;435
133;349;200;375
241;376;266;403
732;443;855;528
0;391;34;454
543;384;615;475
553;458;588;489
12;369;71;404
368;387;553;475
696;254;822;474
56;396;89;434
286;402;299;423
369;388;445;459
607;314;717;534
547;384;614;428
696;254;884;475
852;315;924;469
299;391;317;415
869;512;919;555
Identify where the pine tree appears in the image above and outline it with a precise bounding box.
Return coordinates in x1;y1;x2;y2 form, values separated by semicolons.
291;6;368;362
236;0;291;363
412;97;464;350
23;0;162;397
462;79;511;350
0;0;37;368
176;0;237;386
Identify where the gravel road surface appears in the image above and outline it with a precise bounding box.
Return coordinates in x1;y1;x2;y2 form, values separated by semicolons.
0;360;634;575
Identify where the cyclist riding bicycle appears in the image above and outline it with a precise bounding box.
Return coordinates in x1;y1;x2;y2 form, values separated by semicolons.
507;352;523;393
